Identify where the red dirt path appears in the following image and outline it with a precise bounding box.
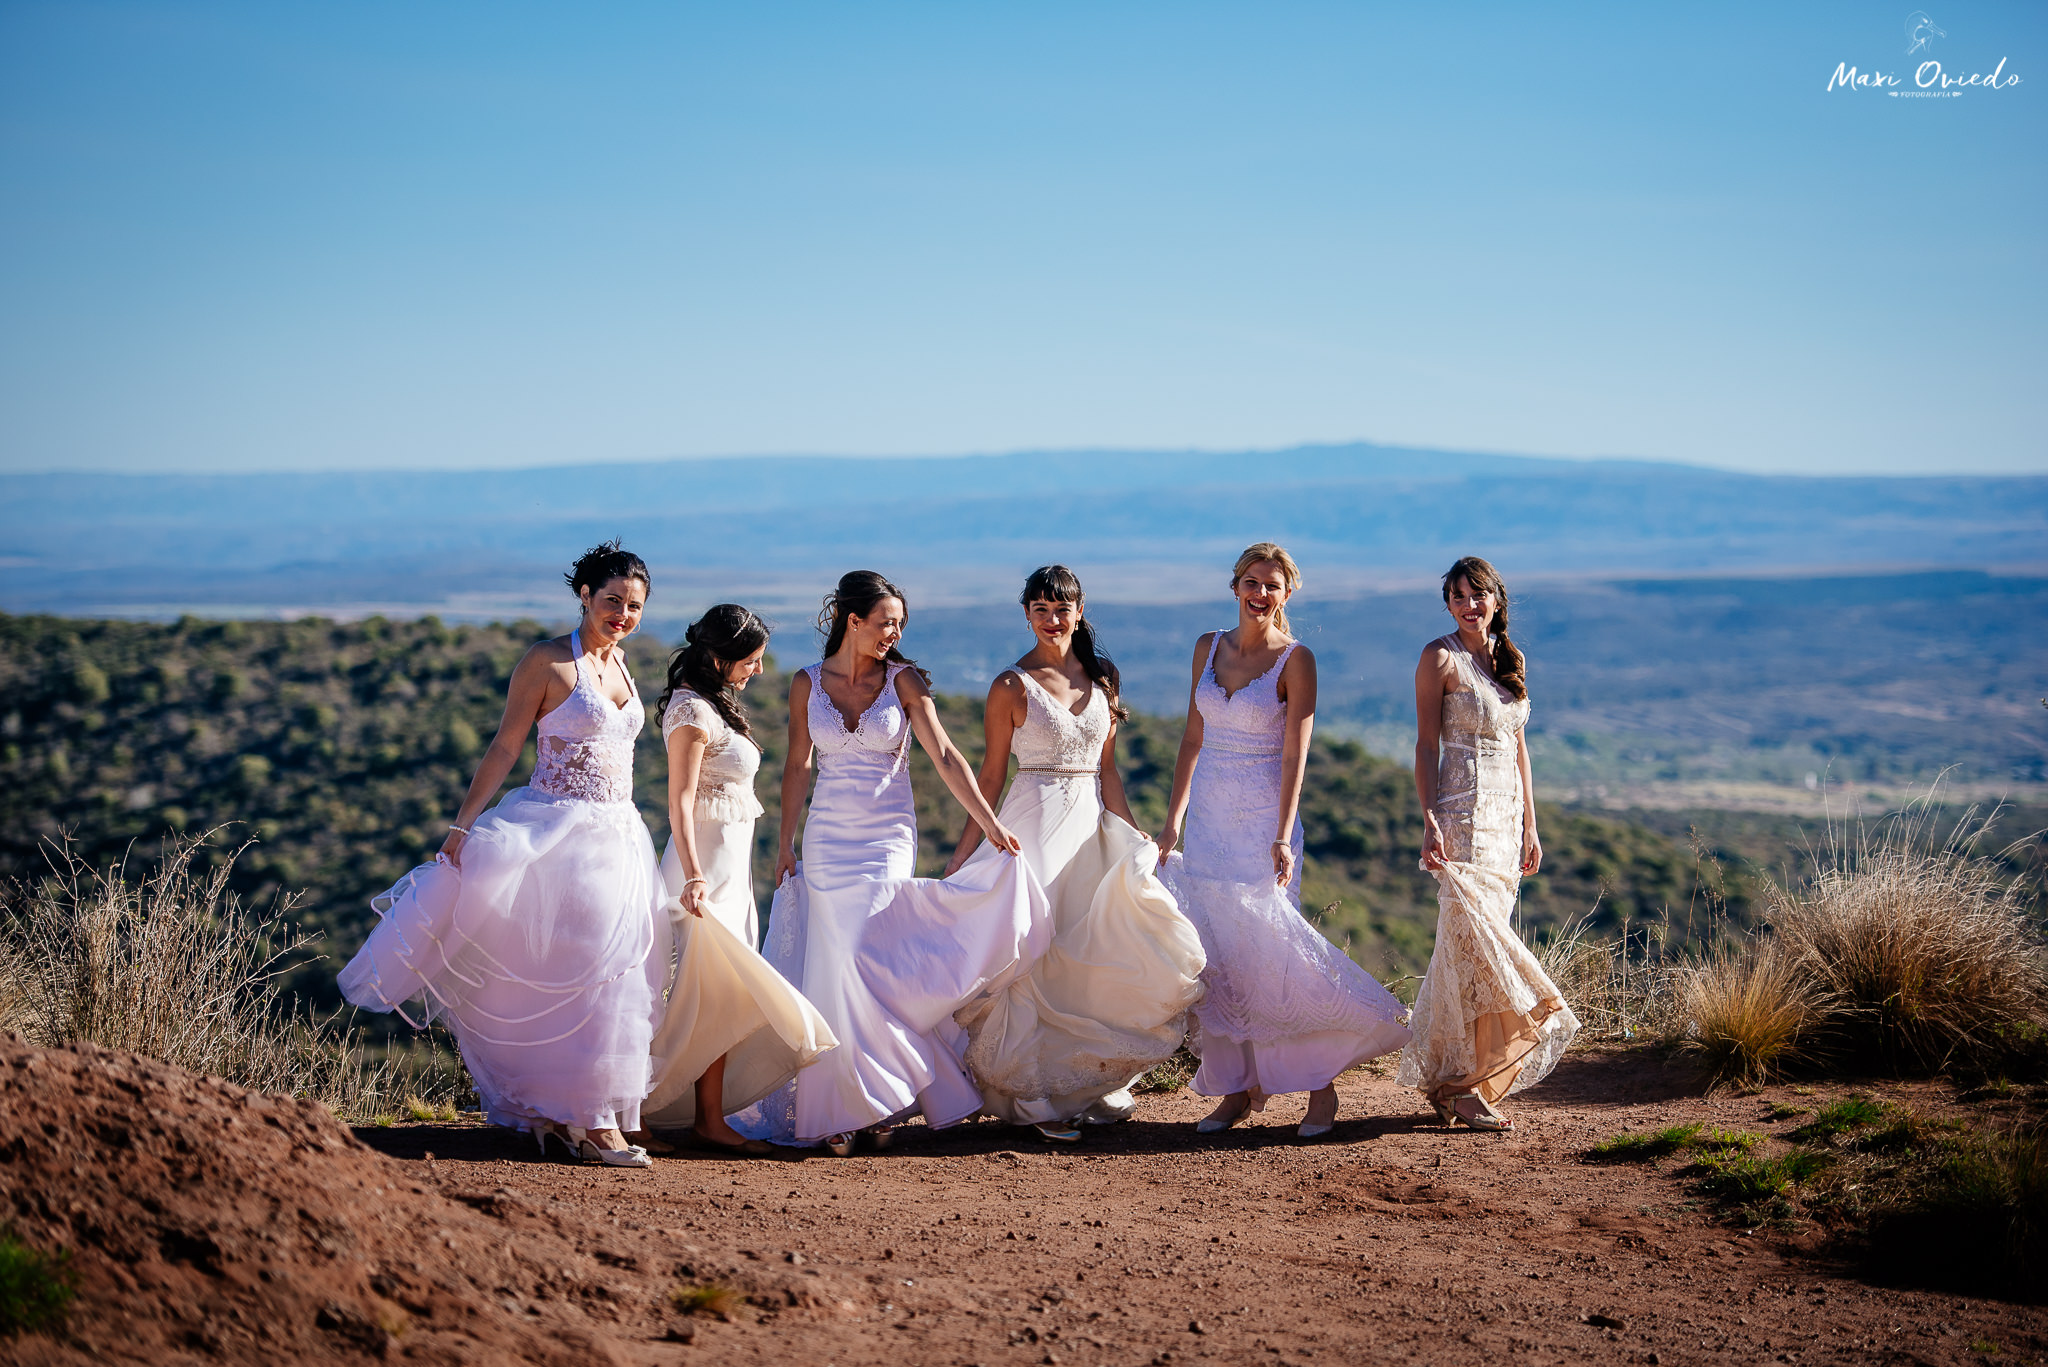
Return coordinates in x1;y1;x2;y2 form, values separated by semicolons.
3;1037;2042;1365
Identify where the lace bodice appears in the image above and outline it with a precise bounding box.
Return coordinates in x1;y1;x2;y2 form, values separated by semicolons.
531;635;642;806
661;689;765;824
1431;634;1530;873
1010;670;1108;773
1194;631;1297;757
805;661;913;774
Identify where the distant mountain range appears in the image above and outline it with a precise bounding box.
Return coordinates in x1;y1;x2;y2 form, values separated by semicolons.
4;444;2044;621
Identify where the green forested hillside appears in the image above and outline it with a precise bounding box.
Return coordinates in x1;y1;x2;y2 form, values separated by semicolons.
0;613;1760;994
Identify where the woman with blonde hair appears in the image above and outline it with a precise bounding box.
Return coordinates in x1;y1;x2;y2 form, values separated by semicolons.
1158;543;1411;1139
1398;557;1578;1130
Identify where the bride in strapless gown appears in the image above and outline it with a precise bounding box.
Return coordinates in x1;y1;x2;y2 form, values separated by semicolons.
941;566;1206;1140
340;545;665;1166
741;571;1046;1152
1399;557;1578;1131
1158;544;1412;1139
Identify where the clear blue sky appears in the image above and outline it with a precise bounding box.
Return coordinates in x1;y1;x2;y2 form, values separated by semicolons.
1;1;2041;476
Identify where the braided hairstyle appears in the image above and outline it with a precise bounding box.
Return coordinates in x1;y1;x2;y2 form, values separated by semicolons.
564;539;650;600
1020;564;1128;722
817;570;930;683
1440;555;1528;701
1231;542;1302;636
658;604;771;743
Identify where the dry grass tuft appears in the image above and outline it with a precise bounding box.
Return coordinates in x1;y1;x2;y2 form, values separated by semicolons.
1675;936;1821;1086
0;832;460;1120
670;1282;741;1320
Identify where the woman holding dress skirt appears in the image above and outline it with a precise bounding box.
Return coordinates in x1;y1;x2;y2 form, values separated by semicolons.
942;566;1207;1143
1156;543;1412;1140
754;570;1046;1155
1397;557;1579;1131
340;542;665;1168
641;605;836;1154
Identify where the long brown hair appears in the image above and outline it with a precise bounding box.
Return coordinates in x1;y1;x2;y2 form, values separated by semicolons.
1231;542;1302;636
658;604;770;742
816;570;930;683
1440;556;1527;701
1020;564;1128;722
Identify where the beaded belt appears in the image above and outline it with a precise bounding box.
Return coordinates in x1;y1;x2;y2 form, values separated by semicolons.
1016;765;1099;776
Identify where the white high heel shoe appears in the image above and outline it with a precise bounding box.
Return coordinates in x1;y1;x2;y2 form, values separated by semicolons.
567;1126;653;1168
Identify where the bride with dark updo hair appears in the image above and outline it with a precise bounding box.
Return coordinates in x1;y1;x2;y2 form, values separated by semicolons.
640;605;836;1155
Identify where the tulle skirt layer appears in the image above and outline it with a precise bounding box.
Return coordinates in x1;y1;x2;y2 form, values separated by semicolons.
955;776;1207;1124
338;787;664;1133
642;821;837;1127
1396;859;1580;1104
1160;854;1412;1099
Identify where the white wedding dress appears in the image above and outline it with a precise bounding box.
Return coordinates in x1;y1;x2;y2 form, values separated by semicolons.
739;661;1050;1145
641;689;836;1128
952;671;1208;1125
340;635;664;1135
1159;633;1412;1099
1396;635;1579;1105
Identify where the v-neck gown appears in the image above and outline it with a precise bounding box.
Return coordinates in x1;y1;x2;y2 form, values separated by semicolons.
1159;632;1412;1099
951;671;1208;1125
1395;635;1580;1105
340;636;665;1134
739;661;1050;1144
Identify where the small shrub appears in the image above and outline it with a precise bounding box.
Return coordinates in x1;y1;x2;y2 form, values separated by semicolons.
1692;1128;1763;1155
1676;936;1819;1085
671;1282;740;1321
1790;1095;1887;1143
1691;1150;1831;1224
1863;1118;2048;1299
0;1229;74;1337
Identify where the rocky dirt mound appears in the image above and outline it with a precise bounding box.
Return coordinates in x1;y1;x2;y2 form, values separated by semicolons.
0;1038;722;1365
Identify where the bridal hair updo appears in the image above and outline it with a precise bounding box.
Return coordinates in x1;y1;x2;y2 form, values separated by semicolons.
1231;542;1303;637
1440;555;1528;702
658;604;771;742
565;539;651;599
817;570;931;683
1021;565;1128;722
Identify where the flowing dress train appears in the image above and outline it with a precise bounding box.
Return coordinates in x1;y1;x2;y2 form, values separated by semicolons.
738;661;1049;1145
641;689;836;1128
1396;635;1580;1106
952;671;1207;1125
339;635;664;1134
1159;633;1412;1099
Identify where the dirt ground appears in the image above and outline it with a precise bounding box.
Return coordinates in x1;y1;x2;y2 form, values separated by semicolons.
4;1038;2044;1366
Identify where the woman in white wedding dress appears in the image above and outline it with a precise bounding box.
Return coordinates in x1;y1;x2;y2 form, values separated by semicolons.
750;570;1045;1154
1398;556;1579;1131
340;542;664;1168
640;605;836;1154
1157;543;1412;1140
941;566;1207;1142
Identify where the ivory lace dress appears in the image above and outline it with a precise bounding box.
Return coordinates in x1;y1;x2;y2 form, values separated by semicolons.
340;635;665;1135
1396;635;1580;1106
1160;634;1412;1099
641;690;836;1129
738;662;1049;1145
951;671;1207;1126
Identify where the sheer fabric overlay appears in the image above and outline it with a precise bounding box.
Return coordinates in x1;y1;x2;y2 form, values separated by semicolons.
1165;632;1411;1099
339;636;664;1133
954;671;1208;1124
1396;635;1580;1104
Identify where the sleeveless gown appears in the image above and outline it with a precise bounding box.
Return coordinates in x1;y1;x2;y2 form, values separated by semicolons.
1160;633;1412;1099
339;635;665;1135
740;661;1050;1144
1396;635;1580;1105
952;671;1208;1125
641;689;836;1128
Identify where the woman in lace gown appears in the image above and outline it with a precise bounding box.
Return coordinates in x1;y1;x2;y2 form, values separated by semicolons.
641;605;837;1153
752;570;1045;1154
1397;556;1579;1130
941;566;1207;1142
1157;543;1412;1140
340;542;664;1168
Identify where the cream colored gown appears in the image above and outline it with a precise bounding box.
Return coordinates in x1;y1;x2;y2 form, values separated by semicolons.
642;689;836;1128
1396;636;1580;1106
951;671;1208;1125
